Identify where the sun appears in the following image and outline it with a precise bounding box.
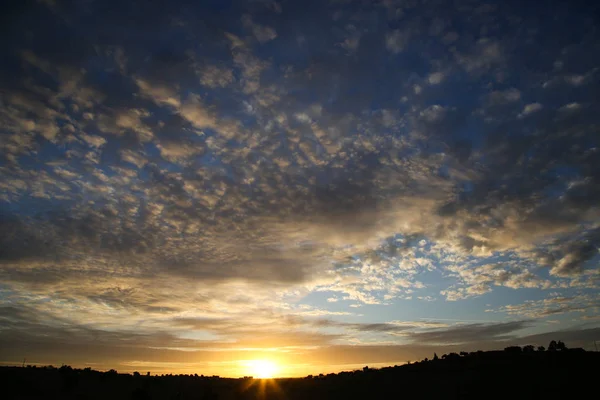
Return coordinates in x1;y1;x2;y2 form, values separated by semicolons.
247;359;279;379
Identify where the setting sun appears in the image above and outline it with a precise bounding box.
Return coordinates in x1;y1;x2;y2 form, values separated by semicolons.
247;360;279;379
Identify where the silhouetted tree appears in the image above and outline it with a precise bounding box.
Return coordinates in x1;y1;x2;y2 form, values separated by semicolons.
504;346;522;353
523;345;535;353
59;365;78;391
537;346;545;352
433;353;439;361
557;340;567;351
548;340;558;351
59;364;73;372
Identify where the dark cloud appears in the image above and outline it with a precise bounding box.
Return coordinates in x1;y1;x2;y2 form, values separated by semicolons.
534;227;600;276
0;211;54;262
407;321;531;345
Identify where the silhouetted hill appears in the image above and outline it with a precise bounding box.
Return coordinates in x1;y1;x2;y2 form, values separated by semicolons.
2;347;599;399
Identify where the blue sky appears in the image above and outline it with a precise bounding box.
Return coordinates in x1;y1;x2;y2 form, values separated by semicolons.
0;0;599;377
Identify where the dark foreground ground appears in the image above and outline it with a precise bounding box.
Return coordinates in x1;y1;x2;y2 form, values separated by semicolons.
2;349;599;399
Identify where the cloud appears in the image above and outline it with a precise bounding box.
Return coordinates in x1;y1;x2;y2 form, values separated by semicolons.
97;108;154;141
492;293;599;319
134;78;181;108
385;29;409;54
419;105;448;122
198;65;235;88
341;36;360;52
5;302;592;375
242;15;277;43
407;320;530;345
441;259;552;300
79;133;107;148
518;102;543;118
0;0;599;374
120;148;148;168
427;72;445;85
486;88;521;105
454;38;503;72
179;94;220;130
155;138;203;163
537;227;600;277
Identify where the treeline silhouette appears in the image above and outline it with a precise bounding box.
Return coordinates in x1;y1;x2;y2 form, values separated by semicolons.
2;341;598;400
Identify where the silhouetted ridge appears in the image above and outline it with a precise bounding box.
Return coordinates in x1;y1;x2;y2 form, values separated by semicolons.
2;342;599;399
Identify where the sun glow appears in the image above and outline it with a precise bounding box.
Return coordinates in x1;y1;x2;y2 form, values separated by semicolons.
247;359;279;379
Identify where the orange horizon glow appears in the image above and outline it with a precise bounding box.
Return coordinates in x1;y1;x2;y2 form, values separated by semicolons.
3;359;411;379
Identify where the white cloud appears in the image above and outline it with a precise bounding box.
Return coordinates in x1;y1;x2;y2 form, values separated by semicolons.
156;140;203;163
492;294;598;319
518;102;543;118
427;72;444;85
385;29;409;54
559;102;581;112
198;65;235;88
179;94;219;130
419;105;446;122
134;78;181;108
120;149;148;168
79;133;107;148
97;108;153;142
487;88;521;104
455;38;503;72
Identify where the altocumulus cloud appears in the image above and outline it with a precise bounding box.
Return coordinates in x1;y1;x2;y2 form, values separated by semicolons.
0;0;599;375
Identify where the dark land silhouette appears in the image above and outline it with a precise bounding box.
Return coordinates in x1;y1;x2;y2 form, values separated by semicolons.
2;342;598;400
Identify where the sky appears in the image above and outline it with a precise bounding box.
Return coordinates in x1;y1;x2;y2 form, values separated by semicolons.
1;0;599;378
